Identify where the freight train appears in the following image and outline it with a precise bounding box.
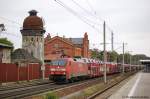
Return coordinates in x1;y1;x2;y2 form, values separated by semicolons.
45;58;141;83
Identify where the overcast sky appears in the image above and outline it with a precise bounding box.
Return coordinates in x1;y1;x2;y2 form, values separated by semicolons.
0;0;150;56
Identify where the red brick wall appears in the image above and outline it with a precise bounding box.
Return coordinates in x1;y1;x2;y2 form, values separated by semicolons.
44;33;90;59
74;47;82;56
83;33;89;58
45;37;75;60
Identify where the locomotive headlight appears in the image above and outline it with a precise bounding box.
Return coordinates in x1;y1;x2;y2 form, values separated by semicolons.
50;72;54;74
60;68;66;71
50;68;55;71
50;68;66;71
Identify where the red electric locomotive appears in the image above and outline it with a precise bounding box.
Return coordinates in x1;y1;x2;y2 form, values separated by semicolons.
47;58;88;83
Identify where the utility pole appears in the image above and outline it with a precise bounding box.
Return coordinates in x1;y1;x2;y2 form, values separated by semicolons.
41;36;45;80
103;21;107;83
122;42;125;73
111;32;114;52
128;51;132;72
130;54;132;72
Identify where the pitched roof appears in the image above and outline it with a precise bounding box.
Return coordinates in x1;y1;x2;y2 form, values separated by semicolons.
45;36;74;46
69;38;83;45
0;43;13;48
11;48;41;63
45;36;84;47
140;60;150;64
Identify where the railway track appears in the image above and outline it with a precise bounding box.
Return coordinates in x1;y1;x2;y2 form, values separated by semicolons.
0;80;52;91
0;73;123;99
0;82;56;99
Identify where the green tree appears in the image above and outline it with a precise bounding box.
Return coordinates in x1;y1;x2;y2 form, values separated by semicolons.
91;49;99;58
117;53;131;64
124;53;131;64
91;49;103;60
0;38;13;47
109;51;119;62
91;48;150;64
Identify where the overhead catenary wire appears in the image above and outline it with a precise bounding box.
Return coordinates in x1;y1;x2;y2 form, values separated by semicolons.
0;31;21;37
71;0;104;22
0;16;21;26
57;0;101;31
55;0;116;35
54;0;101;32
0;16;22;38
0;19;22;38
71;0;114;36
72;0;114;40
86;0;96;15
84;0;115;51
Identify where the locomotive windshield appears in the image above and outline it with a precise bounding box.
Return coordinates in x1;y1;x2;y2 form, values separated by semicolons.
50;59;67;66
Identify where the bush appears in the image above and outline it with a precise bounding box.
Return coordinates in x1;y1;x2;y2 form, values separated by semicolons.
46;92;58;99
0;38;13;47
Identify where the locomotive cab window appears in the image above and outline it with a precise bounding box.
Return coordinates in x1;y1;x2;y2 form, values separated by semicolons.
50;60;66;66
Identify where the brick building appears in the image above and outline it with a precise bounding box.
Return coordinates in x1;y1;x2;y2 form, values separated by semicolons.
0;43;13;63
44;32;90;60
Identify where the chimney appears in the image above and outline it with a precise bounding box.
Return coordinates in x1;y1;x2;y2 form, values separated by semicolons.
69;37;72;41
47;33;51;39
63;35;65;39
84;32;88;39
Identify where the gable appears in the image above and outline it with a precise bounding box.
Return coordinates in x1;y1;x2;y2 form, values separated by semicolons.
45;36;74;47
